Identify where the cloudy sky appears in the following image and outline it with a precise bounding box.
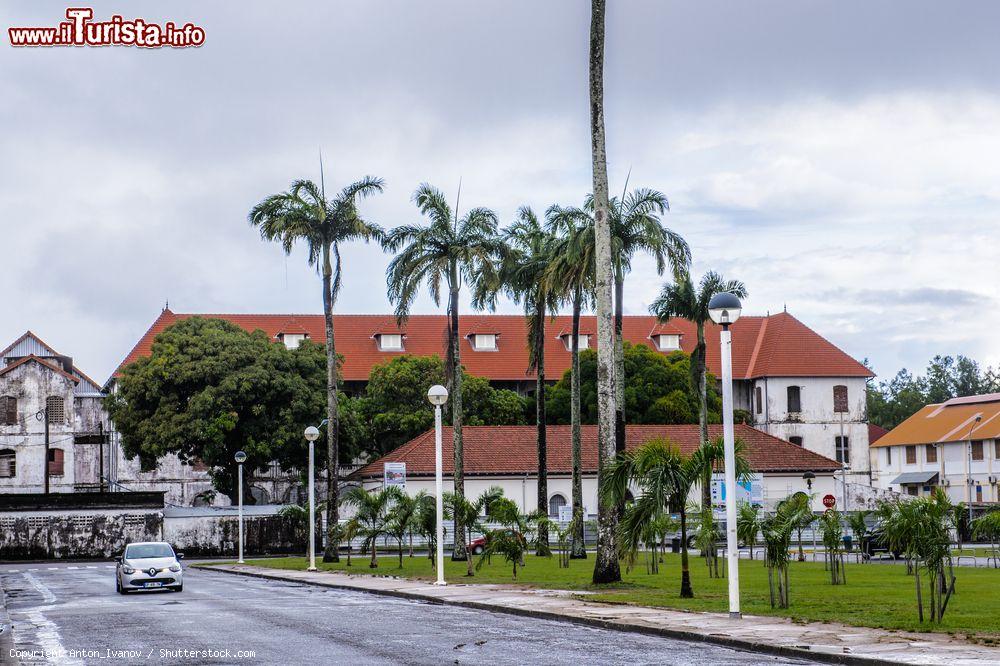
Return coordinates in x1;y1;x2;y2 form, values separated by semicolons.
3;1;999;383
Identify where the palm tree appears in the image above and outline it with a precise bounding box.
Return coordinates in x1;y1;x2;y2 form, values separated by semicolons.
737;502;762;560
488;207;560;557
387;491;424;568
546;205;595;559
250;175;384;563
340;485;403;569
385;184;505;562
761;497;812;609
444;486;504;576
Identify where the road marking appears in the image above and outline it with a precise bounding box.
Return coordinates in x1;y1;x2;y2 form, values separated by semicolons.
23;572;57;604
7;569;20;573
25;609;83;666
47;567;58;570
28;568;39;571
67;566;80;569
86;565;98;569
105;565;115;569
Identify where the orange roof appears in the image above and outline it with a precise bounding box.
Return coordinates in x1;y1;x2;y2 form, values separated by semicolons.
354;424;842;478
871;394;1000;447
110;309;872;384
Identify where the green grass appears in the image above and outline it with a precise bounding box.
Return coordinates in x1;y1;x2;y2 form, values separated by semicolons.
224;551;1000;643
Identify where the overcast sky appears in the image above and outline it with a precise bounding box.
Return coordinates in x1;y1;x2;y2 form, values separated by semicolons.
3;1;999;383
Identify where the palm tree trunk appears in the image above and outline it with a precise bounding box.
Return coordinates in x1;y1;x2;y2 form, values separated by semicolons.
370;539;377;568
680;505;693;597
614;275;626;458
589;0;621;587
322;245;341;563
535;297;551;557
448;279;467;563
570;288;587;559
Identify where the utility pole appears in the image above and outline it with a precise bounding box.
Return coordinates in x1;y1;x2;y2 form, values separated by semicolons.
98;422;106;493
44;406;50;494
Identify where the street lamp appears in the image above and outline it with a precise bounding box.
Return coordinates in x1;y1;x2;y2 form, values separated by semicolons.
234;450;247;564
803;472;816;556
427;384;449;586
967;415;982;531
708;292;742;619
304;425;321;572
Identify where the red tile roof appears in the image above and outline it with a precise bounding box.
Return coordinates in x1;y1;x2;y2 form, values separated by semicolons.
354;424;843;478
868;423;890;445
110;309;872;384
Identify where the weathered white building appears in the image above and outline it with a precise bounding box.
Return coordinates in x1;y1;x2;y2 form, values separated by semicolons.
0;332;108;493
354;424;845;513
871;393;1000;504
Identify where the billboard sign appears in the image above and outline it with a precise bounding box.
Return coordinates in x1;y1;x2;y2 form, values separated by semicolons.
383;462;406;488
711;473;764;507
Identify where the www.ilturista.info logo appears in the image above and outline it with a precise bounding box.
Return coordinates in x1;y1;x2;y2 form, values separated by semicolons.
8;8;205;48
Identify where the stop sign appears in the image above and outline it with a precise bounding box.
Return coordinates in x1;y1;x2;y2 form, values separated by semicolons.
822;494;836;508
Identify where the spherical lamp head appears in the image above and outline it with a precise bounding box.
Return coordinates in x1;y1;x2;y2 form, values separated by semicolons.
427;384;449;406
708;292;743;326
303;426;320;442
234;450;247;464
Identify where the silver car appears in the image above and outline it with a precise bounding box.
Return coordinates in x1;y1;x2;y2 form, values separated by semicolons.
115;542;185;594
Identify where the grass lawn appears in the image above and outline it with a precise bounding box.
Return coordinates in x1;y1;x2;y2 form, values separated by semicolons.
226;551;1000;643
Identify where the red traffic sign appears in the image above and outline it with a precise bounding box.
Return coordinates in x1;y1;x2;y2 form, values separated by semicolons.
822;494;837;508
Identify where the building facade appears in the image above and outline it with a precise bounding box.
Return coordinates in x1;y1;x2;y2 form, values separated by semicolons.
870;393;1000;504
0;332;108;493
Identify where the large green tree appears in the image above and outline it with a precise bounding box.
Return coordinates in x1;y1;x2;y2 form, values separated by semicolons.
385;184;506;561
249;174;384;562
106;318;325;505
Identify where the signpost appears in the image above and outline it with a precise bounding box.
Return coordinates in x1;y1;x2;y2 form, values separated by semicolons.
384;462;406;488
823;494;837;509
558;505;573;523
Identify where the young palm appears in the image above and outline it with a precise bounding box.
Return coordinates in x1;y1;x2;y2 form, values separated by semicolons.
385;184;505;562
546;205;595;559
340;485;403;569
249;175;384;563
487;207;560;556
444;486;504;576
387;491;424;568
686;435;752;573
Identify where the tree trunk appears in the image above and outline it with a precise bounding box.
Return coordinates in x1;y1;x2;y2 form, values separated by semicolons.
570;287;587;559
448;280;467;563
614;275;626;458
589;0;620;587
679;505;693;598
322;244;341;563
466;525;474;577
370;540;377;569
915;564;924;622
535;297;551;556
767;566;776;608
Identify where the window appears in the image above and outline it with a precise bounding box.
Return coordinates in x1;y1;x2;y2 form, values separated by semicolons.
789;436;803;447
904;445;916;464
549;493;568;517
576;335;589;350
48;448;64;476
280;333;306;349
835;436;850;464
787;386;801;413
656;334;680;351
0;449;15;478
972;440;984;461
562;335;589;351
885;447;892;465
377;334;403;351
833;385;848;413
976;486;984;502
996;440;1000;460
46;396;65;423
755;387;763;415
925;444;937;464
906;485;918;497
474;334;497;350
0;396;16;425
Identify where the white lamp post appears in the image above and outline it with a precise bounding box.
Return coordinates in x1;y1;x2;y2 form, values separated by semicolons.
304;425;321;572
708;292;743;619
234;450;247;564
427;384;449;586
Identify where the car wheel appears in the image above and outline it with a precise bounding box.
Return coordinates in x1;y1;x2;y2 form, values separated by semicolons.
472;546;484;555
117;579;128;595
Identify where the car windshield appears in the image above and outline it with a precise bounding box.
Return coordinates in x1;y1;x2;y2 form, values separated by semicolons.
125;544;174;560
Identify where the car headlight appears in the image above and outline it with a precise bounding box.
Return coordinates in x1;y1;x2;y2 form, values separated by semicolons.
169;565;181;572
122;566;135;574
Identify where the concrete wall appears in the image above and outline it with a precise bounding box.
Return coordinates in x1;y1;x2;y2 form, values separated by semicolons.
163;511;304;557
0;509;163;560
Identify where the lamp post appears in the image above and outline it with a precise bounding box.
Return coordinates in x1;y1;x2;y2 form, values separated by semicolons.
803;472;816;556
967;415;982;533
709;292;742;619
427;384;449;586
304;425;321;572
234;450;247;564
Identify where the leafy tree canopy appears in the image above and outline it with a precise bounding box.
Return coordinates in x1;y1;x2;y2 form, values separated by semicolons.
347;355;529;457
106;317;327;504
546;343;721;425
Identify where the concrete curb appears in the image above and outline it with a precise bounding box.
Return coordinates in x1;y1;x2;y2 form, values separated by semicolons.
0;580;16;666
197;565;900;666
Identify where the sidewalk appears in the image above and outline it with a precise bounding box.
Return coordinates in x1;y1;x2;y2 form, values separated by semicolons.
201;564;1000;666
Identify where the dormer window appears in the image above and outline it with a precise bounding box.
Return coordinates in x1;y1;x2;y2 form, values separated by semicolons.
655;334;680;351
561;334;589;351
473;334;497;351
377;334;404;351
279;333;307;350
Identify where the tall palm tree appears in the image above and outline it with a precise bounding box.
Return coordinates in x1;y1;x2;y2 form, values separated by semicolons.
546;205;595;559
489;207;560;557
650;269;748;568
588;0;621;585
385;184;505;562
585;189;691;457
340;485;403;569
249;175;384;563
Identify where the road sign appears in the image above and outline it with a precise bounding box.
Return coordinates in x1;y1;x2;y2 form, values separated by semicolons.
822;494;836;508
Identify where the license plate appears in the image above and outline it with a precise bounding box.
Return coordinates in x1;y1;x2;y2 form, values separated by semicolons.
144;582;163;588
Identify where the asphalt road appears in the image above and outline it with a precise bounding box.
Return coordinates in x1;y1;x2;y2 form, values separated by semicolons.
0;561;814;666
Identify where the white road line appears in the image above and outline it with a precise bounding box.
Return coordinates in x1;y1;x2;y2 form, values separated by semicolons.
47;567;58;570
7;569;20;573
25;609;83;666
67;566;79;569
23;571;57;604
86;565;98;569
28;568;39;571
105;565;115;569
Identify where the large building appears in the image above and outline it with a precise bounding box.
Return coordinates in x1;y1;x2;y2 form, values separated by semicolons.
0;332;108;493
354;424;845;513
870;393;1000;505
110;307;874;490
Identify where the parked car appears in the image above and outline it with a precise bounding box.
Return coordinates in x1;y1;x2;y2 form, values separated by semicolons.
115;541;185;594
860;527;901;560
469;536;487;555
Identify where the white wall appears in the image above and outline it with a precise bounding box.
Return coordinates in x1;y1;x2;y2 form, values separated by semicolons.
871;438;1000;503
